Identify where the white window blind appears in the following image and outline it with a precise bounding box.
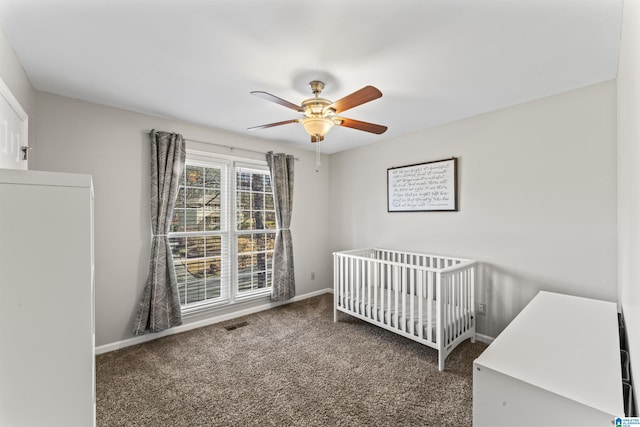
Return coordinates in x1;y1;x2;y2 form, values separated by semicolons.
235;164;276;297
168;152;276;313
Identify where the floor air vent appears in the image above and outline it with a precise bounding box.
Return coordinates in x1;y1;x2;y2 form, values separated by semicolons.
224;321;249;331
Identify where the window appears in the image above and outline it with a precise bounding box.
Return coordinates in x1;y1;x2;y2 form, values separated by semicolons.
169;154;276;312
236;167;276;294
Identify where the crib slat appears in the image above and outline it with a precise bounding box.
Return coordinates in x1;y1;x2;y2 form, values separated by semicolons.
450;272;456;341
465;268;470;332
427;271;434;342
373;260;378;321
455;272;461;339
442;273;447;346
391;264;396;328
436;272;442;347
358;258;363;316
353;259;362;314
445;274;451;345
340;256;345;309
344;256;348;309
470;266;476;333
385;261;390;323
354;258;359;314
380;261;385;323
457;271;463;337
350;257;355;311
394;265;400;330
401;266;407;332
453;272;459;340
460;270;465;330
344;256;349;310
418;269;423;339
358;258;362;314
450;272;455;340
364;259;369;318
363;259;368;317
409;268;415;336
336;255;340;308
452;274;457;342
463;270;468;333
468;268;472;324
366;259;372;319
451;273;457;342
345;256;350;310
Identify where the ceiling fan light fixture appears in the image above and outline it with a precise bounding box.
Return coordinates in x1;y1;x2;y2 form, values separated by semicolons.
249;81;386;144
301;116;333;140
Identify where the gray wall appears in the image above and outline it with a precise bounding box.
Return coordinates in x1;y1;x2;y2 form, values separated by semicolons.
0;14;630;352
31;92;331;347
329;81;618;339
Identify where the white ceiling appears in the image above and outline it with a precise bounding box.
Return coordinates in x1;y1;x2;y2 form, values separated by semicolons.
0;0;623;154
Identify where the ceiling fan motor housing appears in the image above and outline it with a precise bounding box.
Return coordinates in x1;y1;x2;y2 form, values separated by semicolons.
301;97;333;116
309;80;325;96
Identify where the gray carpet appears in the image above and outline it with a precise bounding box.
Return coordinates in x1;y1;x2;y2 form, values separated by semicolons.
96;293;487;426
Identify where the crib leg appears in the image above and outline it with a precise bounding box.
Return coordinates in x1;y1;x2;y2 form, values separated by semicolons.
438;352;445;372
471;334;476;344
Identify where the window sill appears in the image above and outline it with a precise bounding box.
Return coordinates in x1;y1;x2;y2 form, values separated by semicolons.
181;288;272;319
235;288;272;302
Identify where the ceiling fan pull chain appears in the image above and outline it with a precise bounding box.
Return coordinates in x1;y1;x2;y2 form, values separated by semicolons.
315;141;321;173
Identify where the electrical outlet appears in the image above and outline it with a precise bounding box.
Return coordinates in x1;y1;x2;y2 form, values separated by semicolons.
478;303;486;315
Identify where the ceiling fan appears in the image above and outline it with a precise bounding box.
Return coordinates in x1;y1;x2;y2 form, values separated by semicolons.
248;81;388;143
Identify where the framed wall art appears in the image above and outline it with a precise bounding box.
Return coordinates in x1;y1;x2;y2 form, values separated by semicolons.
387;157;458;212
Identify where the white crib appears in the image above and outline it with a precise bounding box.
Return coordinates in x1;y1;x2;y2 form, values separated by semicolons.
333;248;477;371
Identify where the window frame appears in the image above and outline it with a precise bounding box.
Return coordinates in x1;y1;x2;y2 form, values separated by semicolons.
170;155;230;313
233;162;276;301
169;150;275;316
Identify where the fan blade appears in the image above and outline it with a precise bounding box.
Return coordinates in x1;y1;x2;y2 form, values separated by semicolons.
250;91;304;112
247;119;299;131
335;117;387;134
328;86;382;114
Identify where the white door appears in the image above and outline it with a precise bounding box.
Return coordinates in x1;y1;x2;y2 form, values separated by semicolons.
0;77;28;170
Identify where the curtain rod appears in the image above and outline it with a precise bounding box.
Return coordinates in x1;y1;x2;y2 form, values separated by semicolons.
146;131;299;161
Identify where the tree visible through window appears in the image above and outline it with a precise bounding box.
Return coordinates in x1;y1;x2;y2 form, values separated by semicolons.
236;168;276;294
168;157;276;310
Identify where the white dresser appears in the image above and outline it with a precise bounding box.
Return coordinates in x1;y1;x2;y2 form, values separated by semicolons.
473;291;624;426
0;169;95;427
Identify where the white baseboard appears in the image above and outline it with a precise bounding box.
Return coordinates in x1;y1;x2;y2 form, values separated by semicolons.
474;333;495;345
96;288;333;355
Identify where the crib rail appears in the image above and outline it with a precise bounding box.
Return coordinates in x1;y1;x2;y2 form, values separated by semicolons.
333;248;476;371
337;247;472;270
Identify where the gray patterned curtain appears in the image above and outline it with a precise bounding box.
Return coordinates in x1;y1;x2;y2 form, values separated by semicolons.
267;151;295;301
133;130;186;335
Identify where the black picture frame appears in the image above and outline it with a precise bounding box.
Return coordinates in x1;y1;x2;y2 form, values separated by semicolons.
387;157;458;212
